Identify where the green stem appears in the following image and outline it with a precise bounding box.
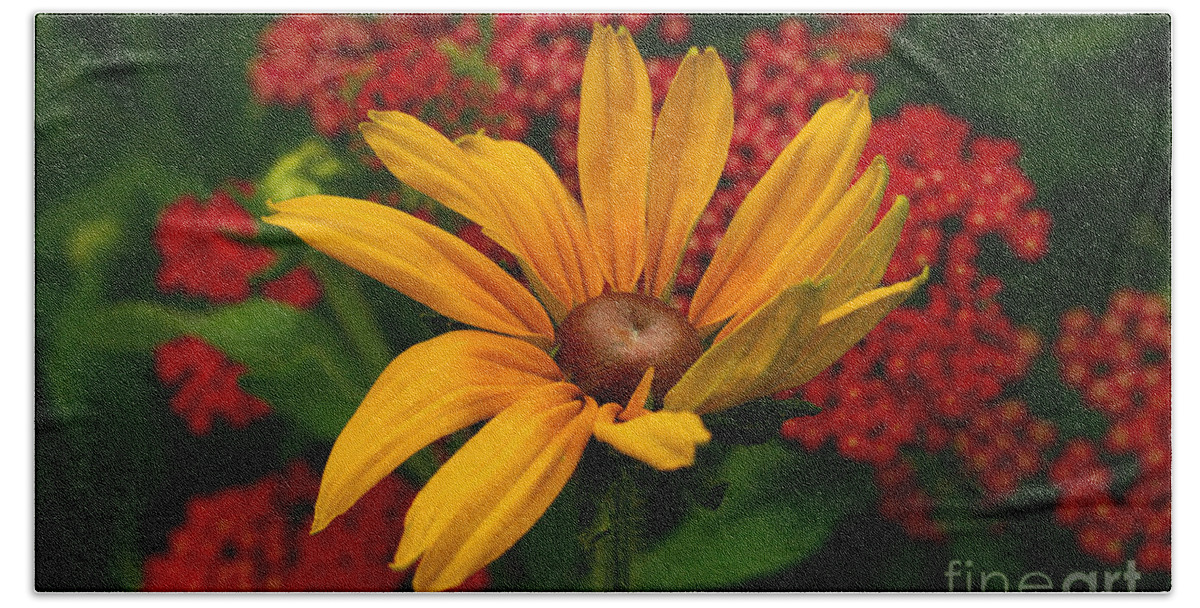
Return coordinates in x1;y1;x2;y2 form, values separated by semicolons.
306;254;392;375
612;464;636;590
585;454;638;591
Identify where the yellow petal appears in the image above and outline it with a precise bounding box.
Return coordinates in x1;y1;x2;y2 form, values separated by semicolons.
664;281;825;415
813;178;899;303
594;407;710;471
405;398;598;591
771;267;929;393
820;196;910;310
578;24;652;292
690;91;872;331
393;390;582;573
721;156;889;333
264;195;553;343
361;111;501;229
311;331;571;533
618;366;655;421
643;47;734;299
457;134;604;319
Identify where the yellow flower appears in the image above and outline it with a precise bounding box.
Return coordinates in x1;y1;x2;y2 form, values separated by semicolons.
264;24;926;591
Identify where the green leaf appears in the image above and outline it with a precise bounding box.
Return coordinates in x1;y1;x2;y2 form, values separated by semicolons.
631;441;851;590
257;139;347;211
192;302;372;439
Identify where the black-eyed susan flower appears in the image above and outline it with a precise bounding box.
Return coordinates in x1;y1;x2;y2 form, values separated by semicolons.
264;24;927;591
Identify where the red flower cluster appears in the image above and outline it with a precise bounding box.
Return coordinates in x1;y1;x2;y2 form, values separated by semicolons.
1049;440;1170;570
154;185;277;304
1057;290;1170;426
863;106;1049;287
725;19;875;185
154;183;323;309
1050;289;1170;569
154;336;271;435
356;17;496;141
767;98;1057;538
144;461;492;591
260;266;324;310
951;401;1057;499
658;14;692;45
784;282;1042;452
488;14;655;195
144;462;398;590
250;14;491;139
373;13;483;50
248;15;375;138
489;14;588;141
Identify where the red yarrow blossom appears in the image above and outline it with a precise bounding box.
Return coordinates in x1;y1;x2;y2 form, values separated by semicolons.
251;14;499;140
783;281;1042;461
488;13;655;189
862;105;1047;286
872;458;945;541
153;336;271;435
1055;290;1171;471
154;188;278;304
248;14;375;138
724;19;875;185
1048;438;1169;569
489;14;589;183
778;104;1053;528
354;34;497;140
155;183;323;309
1051;289;1171;569
713;51;1050;545
373;14;483;48
658;14;692;45
952;400;1057;500
143;462;490;591
1056;289;1170;422
678;104;1048;303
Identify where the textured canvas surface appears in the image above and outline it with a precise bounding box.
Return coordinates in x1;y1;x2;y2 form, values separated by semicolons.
35;13;1170;592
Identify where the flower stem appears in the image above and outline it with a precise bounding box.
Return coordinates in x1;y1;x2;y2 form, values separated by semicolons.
585;453;638;590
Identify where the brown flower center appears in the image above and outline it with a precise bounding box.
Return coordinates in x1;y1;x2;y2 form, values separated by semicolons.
555;292;702;405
